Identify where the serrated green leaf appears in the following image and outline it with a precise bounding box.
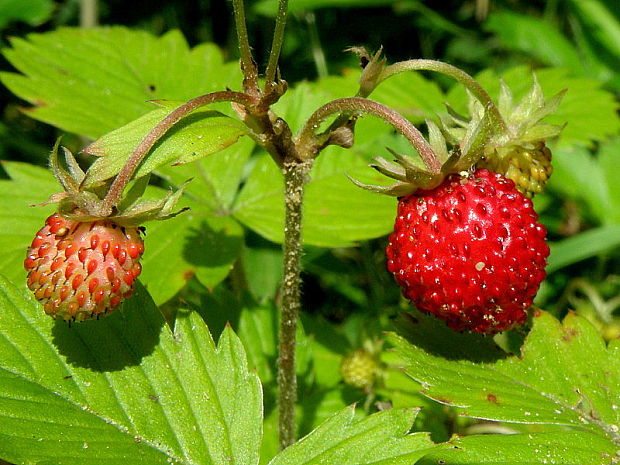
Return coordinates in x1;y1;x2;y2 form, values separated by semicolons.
391;310;620;450
380;351;452;442
416;430;618;465
269;407;445;465
82;102;247;187
0;276;262;465
1;27;241;138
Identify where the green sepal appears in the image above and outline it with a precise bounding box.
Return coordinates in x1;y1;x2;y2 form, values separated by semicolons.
49;139;80;195
370;156;408;182
521;122;565;143
444;103;469;128
348;176;416;197
56;190;105;221
386;147;434;175
118;174;151;212
112;179;192;226
353;68;566;199
426;119;450;164
348;46;387;98
459;103;503;165
528;88;567;126
63;147;86;185
497;78;514;117
511;73;544;125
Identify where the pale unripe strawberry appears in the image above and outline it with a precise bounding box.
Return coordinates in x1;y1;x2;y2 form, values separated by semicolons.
25;213;144;322
24;142;186;322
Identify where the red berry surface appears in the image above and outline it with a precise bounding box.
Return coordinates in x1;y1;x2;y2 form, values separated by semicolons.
24;213;144;322
386;169;549;334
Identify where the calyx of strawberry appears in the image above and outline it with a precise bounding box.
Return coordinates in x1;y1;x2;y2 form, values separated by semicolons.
349;52;565;197
441;75;565;172
42;139;188;226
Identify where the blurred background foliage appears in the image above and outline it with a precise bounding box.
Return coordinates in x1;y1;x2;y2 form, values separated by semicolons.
0;0;619;456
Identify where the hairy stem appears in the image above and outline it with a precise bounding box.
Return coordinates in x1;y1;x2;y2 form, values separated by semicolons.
101;91;255;215
278;159;312;449
297;97;441;173
232;0;259;94
380;59;508;132
265;0;289;86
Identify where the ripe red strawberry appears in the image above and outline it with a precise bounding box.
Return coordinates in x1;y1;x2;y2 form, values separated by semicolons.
386;169;549;334
24;213;144;322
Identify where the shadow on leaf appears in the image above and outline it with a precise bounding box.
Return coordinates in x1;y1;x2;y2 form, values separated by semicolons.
393;310;510;363
51;281;163;372
182;220;243;269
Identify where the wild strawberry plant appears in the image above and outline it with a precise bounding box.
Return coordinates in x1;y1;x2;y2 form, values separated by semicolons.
0;1;620;464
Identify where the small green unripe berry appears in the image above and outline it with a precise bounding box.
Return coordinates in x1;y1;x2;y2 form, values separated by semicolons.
482;141;553;197
340;349;380;390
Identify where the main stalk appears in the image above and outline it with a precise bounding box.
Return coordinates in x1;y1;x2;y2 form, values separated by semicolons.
278;159;311;449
